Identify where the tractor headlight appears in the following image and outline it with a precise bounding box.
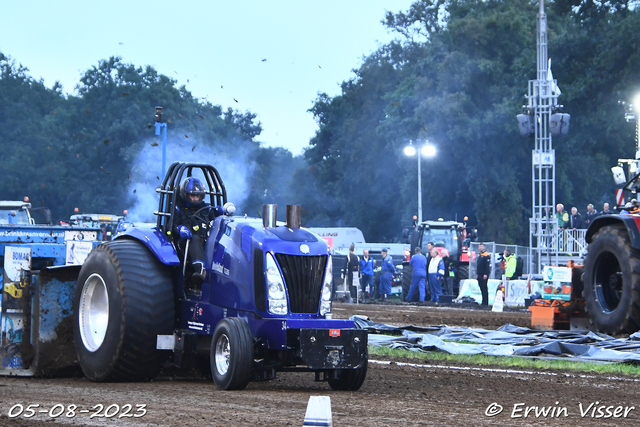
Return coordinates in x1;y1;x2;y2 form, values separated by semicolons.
266;253;288;315
320;255;333;316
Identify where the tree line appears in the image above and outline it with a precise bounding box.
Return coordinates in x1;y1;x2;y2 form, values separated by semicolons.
299;0;640;244
0;54;298;225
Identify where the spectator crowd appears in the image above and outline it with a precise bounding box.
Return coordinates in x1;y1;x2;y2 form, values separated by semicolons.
335;201;633;305
554;202;614;230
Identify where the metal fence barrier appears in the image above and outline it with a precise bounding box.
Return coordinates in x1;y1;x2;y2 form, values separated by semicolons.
468;242;531;280
470;229;588;278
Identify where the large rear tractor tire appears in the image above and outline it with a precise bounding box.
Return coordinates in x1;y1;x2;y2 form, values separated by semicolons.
583;225;640;334
457;264;469;280
210;317;253;390
73;240;174;382
402;263;416;302
328;352;368;391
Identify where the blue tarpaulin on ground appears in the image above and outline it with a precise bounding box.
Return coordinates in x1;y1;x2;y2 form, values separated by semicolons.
353;316;640;363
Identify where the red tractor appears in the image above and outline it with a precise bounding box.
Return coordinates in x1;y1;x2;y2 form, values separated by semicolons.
402;219;477;301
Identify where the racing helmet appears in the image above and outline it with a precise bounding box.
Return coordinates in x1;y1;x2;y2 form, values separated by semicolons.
179;177;206;208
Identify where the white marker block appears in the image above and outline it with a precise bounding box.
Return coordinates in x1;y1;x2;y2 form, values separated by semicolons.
492;290;504;312
303;396;332;427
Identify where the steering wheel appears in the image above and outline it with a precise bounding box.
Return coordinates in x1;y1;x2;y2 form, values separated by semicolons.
190;205;213;229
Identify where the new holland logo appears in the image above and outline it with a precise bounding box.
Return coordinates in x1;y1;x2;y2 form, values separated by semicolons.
300;244;310;254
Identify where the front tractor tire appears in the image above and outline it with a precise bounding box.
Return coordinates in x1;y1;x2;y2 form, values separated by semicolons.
583;225;640;334
210;317;253;390
328;350;368;391
73;240;174;381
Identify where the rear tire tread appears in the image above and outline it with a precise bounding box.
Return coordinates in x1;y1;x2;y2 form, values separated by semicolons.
75;240;174;382
584;225;640;334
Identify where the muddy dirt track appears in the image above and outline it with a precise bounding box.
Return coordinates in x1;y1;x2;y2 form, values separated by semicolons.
1;303;640;427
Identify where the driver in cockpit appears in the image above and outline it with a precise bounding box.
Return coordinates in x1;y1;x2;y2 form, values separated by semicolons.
173;177;222;286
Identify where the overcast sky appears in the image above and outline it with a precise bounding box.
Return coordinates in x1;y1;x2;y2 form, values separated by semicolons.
0;1;414;155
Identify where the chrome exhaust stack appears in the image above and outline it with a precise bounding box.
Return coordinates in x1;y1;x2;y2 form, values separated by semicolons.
262;204;277;228
286;205;301;229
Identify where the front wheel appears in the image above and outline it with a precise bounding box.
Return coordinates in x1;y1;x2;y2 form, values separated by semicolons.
328;364;368;391
210;317;253;390
583;225;640;334
328;351;368;391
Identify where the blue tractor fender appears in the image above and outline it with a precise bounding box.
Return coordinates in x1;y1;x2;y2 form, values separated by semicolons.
585;214;640;248
115;225;180;266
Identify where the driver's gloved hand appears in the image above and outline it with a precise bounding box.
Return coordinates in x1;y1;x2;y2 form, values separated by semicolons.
178;225;192;240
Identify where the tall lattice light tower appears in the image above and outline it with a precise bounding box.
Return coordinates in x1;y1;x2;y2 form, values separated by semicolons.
517;0;570;274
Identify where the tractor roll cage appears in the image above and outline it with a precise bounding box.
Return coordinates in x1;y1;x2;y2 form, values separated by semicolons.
155;162;228;236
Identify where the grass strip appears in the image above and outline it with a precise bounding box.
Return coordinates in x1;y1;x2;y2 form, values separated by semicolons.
369;345;640;377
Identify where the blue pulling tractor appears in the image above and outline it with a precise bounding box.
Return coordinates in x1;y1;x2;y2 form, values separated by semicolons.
72;162;368;390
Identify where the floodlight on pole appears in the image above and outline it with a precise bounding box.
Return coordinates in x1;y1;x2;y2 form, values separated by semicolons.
620;95;640;160
404;139;437;224
631;94;640;160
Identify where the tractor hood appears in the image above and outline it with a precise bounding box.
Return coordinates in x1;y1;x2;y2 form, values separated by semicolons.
117;213;329;268
227;217;329;256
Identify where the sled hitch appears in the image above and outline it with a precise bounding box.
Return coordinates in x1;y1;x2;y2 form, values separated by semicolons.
293;328;368;370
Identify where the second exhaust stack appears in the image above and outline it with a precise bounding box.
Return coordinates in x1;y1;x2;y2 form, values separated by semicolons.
286;205;301;229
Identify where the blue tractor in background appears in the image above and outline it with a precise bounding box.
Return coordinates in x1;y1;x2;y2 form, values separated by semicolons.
0;208;100;374
73;162;368;390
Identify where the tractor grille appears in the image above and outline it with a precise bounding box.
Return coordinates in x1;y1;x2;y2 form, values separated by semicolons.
275;254;327;314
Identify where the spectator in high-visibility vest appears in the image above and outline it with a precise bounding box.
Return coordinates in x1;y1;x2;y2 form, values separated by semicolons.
504;249;517;280
555;203;569;229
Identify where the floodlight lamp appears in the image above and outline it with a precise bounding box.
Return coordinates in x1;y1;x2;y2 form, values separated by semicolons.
612;166;626;186
155;106;163;123
404;146;416;156
633;94;640;112
422;145;436;157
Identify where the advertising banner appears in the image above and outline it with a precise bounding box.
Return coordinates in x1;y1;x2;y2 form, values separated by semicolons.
66;240;93;265
1;246;31;370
